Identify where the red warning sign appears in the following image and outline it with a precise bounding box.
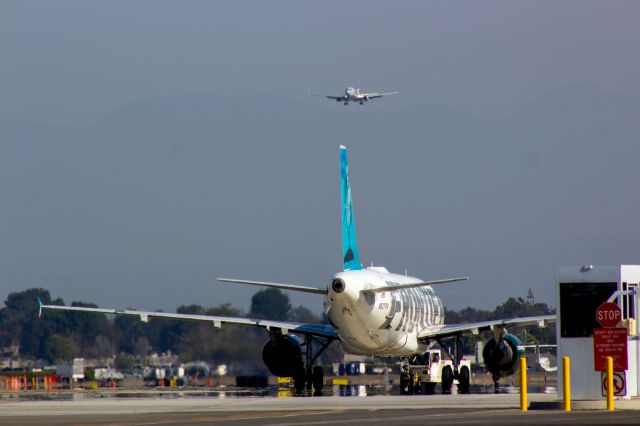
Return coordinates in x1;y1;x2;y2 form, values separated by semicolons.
601;371;627;397
593;327;628;371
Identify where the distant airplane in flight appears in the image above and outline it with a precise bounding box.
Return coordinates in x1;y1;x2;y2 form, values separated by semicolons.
310;87;398;105
39;146;554;395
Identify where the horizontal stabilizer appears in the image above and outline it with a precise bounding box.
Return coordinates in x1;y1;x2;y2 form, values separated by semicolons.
217;278;328;295
361;277;469;294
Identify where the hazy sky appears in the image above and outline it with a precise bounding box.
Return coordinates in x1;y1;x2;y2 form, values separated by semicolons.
2;1;639;125
2;1;640;315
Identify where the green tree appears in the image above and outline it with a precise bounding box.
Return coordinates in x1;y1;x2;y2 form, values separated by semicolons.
114;314;153;354
0;288;71;360
174;303;265;373
43;334;75;362
66;301;114;347
289;306;320;323
249;288;291;320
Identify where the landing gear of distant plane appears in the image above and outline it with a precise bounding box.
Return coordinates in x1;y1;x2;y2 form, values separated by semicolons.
294;335;333;395
344;101;349;106
359;101;364;105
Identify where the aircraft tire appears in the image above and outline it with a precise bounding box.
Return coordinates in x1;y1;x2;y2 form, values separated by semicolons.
441;365;453;394
294;368;306;393
312;366;324;391
457;366;471;394
305;366;313;391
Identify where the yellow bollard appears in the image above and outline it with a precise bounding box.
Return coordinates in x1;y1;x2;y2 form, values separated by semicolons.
520;357;528;412
562;356;571;412
606;356;614;411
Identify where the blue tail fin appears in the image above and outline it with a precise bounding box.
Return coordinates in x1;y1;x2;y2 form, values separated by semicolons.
340;146;363;271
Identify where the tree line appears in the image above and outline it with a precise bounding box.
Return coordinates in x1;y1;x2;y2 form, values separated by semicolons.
0;287;555;372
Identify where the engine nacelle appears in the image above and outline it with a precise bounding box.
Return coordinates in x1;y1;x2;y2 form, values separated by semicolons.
482;333;523;378
262;335;304;377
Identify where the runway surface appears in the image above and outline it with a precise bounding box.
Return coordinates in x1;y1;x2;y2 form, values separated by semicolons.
2;394;640;425
3;407;640;426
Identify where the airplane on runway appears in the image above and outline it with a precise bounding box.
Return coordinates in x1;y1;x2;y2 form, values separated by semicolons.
310;87;398;105
39;146;554;394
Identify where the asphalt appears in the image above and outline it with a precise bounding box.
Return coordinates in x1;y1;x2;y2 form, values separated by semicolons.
3;407;640;426
2;393;640;425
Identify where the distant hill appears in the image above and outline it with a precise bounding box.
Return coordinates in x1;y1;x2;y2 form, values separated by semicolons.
1;85;639;312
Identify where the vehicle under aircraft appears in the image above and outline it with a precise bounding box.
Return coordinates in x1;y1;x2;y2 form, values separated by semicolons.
39;146;554;394
310;87;398;105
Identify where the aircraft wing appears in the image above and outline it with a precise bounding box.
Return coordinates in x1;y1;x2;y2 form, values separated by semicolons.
417;315;555;340
362;91;399;99
308;90;344;101
37;299;337;339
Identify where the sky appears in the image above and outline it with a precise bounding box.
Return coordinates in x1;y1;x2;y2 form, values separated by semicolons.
2;1;640;314
1;1;639;125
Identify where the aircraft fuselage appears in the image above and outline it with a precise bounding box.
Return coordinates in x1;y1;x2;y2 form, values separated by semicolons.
327;267;443;356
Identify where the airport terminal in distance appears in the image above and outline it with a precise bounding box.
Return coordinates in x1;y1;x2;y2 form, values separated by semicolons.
4;147;640;424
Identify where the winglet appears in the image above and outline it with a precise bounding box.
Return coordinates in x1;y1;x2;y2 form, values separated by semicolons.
37;297;44;318
341;146;362;271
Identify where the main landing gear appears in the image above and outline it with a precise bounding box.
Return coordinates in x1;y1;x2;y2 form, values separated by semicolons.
437;335;471;394
294;335;333;396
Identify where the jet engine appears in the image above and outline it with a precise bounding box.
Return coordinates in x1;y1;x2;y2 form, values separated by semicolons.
262;334;304;377
482;332;523;378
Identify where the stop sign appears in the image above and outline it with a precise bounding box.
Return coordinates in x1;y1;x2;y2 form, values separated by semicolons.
596;302;622;328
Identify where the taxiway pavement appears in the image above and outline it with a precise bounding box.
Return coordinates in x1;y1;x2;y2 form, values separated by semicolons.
2;394;640;425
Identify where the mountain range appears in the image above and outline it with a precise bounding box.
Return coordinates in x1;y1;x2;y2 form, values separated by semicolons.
2;83;639;312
